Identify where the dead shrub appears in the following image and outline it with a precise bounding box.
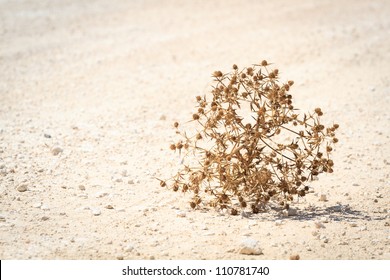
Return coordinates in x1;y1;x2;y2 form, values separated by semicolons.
160;60;339;214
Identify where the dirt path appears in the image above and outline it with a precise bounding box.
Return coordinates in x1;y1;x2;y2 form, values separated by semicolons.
0;0;389;259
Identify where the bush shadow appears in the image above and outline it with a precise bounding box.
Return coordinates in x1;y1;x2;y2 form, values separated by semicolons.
245;203;385;223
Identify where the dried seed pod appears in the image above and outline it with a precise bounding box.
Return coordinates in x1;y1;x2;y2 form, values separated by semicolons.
314;108;323;116
176;142;183;149
213;71;223;78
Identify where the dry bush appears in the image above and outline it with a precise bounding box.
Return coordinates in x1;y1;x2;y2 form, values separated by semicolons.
160;60;339;215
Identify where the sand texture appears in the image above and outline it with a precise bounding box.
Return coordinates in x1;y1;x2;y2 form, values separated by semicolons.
0;0;389;259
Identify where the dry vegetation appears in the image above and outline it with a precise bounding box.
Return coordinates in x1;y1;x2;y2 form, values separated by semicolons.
161;61;339;215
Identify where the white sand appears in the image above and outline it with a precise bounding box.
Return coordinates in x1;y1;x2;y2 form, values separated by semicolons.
0;0;389;259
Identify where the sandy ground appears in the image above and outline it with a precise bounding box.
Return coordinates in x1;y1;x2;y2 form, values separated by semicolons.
0;0;389;260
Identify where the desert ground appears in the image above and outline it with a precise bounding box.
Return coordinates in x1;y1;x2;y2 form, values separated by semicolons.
0;0;389;260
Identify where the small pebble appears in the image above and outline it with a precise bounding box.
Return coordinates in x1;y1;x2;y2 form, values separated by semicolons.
113;177;122;183
349;222;358;227
44;133;51;138
125;245;134;252
238;238;263;255
176;211;186;218
91;208;101;216
275;220;283;226
17;184;28;192
51;146;63;155
41;204;50;211
41;216;49;221
95;191;109;198
320;217;329;223
78;185;86;191
289;254;300;260
128;179;135;184
319;194;327;202
314;221;325;229
117;255;124;260
33;202;42;208
105;205;114;209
